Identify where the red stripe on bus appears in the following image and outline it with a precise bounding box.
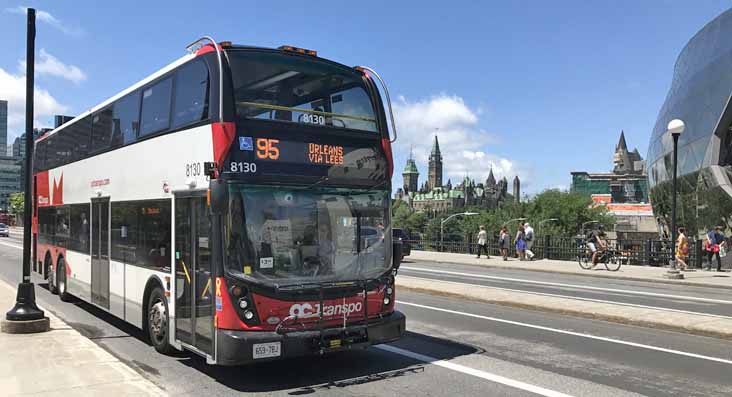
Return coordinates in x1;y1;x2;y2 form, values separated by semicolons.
211;122;236;168
381;137;394;177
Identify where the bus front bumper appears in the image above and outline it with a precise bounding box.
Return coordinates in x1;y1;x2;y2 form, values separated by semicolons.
215;311;405;366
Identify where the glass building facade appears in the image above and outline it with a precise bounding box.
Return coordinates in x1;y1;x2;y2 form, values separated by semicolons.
648;9;732;238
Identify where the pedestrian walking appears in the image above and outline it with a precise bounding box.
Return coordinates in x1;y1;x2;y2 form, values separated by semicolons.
705;226;726;271
675;227;689;271
524;222;535;260
499;227;510;261
514;224;527;260
476;225;490;258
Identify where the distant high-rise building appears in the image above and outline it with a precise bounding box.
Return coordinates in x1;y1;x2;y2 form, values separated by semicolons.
0;100;7;151
402;148;419;194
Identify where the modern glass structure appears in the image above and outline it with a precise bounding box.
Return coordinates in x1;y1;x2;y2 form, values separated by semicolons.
648;9;732;238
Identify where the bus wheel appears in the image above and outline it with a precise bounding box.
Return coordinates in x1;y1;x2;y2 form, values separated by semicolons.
47;255;58;295
57;258;72;302
147;287;173;354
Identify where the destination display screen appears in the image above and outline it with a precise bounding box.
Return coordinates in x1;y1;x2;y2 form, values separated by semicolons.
225;135;386;184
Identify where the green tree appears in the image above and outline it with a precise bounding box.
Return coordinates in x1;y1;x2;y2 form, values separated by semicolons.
9;192;24;218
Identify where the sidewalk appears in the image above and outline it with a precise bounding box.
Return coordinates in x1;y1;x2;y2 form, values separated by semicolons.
0;281;164;396
408;250;732;289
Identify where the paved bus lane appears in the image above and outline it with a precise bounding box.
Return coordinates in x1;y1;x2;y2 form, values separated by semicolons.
0;235;544;396
2;235;730;396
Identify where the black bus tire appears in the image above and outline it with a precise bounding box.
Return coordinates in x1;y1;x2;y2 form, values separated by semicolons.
58;257;72;302
47;255;58;295
147;287;174;354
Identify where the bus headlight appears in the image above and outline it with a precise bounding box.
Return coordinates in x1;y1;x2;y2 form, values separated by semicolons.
386;287;393;295
238;298;249;309
244;310;254;320
383;297;390;305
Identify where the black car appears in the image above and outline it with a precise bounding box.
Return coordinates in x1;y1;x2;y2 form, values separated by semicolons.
393;228;411;260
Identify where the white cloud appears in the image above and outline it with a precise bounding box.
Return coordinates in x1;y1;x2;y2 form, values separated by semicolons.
0;67;69;134
392;94;528;189
19;49;87;84
6;6;83;36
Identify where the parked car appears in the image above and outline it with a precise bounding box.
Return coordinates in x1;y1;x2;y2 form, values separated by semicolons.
393;228;411;259
0;223;9;237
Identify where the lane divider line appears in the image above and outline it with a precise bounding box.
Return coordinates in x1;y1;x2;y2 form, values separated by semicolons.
375;344;574;397
401;266;732;305
0;241;24;250
398;300;732;365
399;274;732;320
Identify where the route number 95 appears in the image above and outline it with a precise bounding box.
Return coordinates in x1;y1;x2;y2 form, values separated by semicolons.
230;162;257;173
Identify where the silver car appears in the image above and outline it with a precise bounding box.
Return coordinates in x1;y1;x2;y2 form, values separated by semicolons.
0;223;9;237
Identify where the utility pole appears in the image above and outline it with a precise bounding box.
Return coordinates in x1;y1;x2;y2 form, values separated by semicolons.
2;8;50;334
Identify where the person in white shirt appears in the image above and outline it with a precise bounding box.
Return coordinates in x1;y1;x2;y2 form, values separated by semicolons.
524;223;535;260
476;225;489;258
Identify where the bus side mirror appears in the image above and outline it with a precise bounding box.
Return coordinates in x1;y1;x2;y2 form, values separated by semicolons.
392;240;402;269
209;179;228;214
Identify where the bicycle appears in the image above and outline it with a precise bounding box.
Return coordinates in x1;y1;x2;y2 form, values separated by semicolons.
577;239;621;271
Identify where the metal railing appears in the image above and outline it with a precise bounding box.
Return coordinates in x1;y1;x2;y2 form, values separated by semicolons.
405;236;708;268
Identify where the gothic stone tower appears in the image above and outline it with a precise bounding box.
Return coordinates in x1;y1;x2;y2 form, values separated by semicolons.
428;135;443;190
513;175;521;203
402;150;419;193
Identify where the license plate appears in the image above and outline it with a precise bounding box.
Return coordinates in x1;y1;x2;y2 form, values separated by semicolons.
253;342;281;359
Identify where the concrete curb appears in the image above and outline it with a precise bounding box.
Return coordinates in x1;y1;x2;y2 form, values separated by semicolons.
406;252;732;291
397;275;732;340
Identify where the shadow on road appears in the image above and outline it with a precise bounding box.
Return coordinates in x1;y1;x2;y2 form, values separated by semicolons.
38;282;480;394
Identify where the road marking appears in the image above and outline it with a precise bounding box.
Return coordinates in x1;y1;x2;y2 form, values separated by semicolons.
398;301;732;365
399;275;732;320
401;266;732;304
375;344;574;397
0;241;23;250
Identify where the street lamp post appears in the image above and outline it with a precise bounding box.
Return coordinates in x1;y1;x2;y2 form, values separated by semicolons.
666;119;685;279
2;8;49;334
440;212;479;252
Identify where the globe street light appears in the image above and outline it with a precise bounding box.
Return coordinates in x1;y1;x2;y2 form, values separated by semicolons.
440;212;479;251
666;119;685;279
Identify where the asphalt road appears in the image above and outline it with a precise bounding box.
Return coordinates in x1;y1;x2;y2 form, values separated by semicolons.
400;260;732;318
1;234;731;396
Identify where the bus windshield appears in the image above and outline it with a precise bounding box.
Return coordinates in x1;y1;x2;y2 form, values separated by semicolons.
225;185;391;285
229;51;378;133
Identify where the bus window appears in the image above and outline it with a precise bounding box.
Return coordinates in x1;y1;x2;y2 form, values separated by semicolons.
92;107;113;153
140;78;173;137
172;60;209;128
229;51;378;133
111;91;141;147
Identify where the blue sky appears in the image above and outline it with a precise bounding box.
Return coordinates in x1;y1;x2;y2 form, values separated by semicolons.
1;1;730;194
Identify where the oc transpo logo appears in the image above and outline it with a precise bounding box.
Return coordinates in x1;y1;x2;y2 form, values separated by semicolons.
289;302;363;318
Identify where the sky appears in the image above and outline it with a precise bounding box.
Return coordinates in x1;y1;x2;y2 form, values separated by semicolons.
0;1;730;194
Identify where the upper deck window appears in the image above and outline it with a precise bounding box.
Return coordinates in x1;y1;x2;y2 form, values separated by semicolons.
229;51;378;133
140;77;172;137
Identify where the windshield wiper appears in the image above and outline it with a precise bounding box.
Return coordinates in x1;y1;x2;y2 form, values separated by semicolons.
275;279;366;292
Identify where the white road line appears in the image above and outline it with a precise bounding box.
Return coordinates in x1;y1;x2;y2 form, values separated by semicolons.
375;344;574;397
398;300;732;365
0;241;23;250
399;275;732;320
401;266;732;304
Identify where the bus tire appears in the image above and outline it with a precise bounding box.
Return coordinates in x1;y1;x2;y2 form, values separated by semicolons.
57;257;72;302
47;254;58;295
147;287;173;354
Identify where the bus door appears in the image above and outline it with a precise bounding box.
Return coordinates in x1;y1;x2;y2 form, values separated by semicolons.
91;198;110;309
174;194;213;355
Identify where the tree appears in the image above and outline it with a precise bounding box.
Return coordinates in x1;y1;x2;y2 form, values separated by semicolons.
9;192;24;218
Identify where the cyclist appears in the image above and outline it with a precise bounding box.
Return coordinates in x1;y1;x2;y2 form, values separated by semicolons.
587;225;608;268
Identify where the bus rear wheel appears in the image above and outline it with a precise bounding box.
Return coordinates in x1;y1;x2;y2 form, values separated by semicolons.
47;256;58;295
147;287;173;354
57;258;72;302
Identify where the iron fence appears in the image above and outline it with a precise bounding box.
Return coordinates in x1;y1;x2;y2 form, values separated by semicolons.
405;236;708;268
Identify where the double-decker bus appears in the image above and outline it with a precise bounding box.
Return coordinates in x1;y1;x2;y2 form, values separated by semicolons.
31;38;404;365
